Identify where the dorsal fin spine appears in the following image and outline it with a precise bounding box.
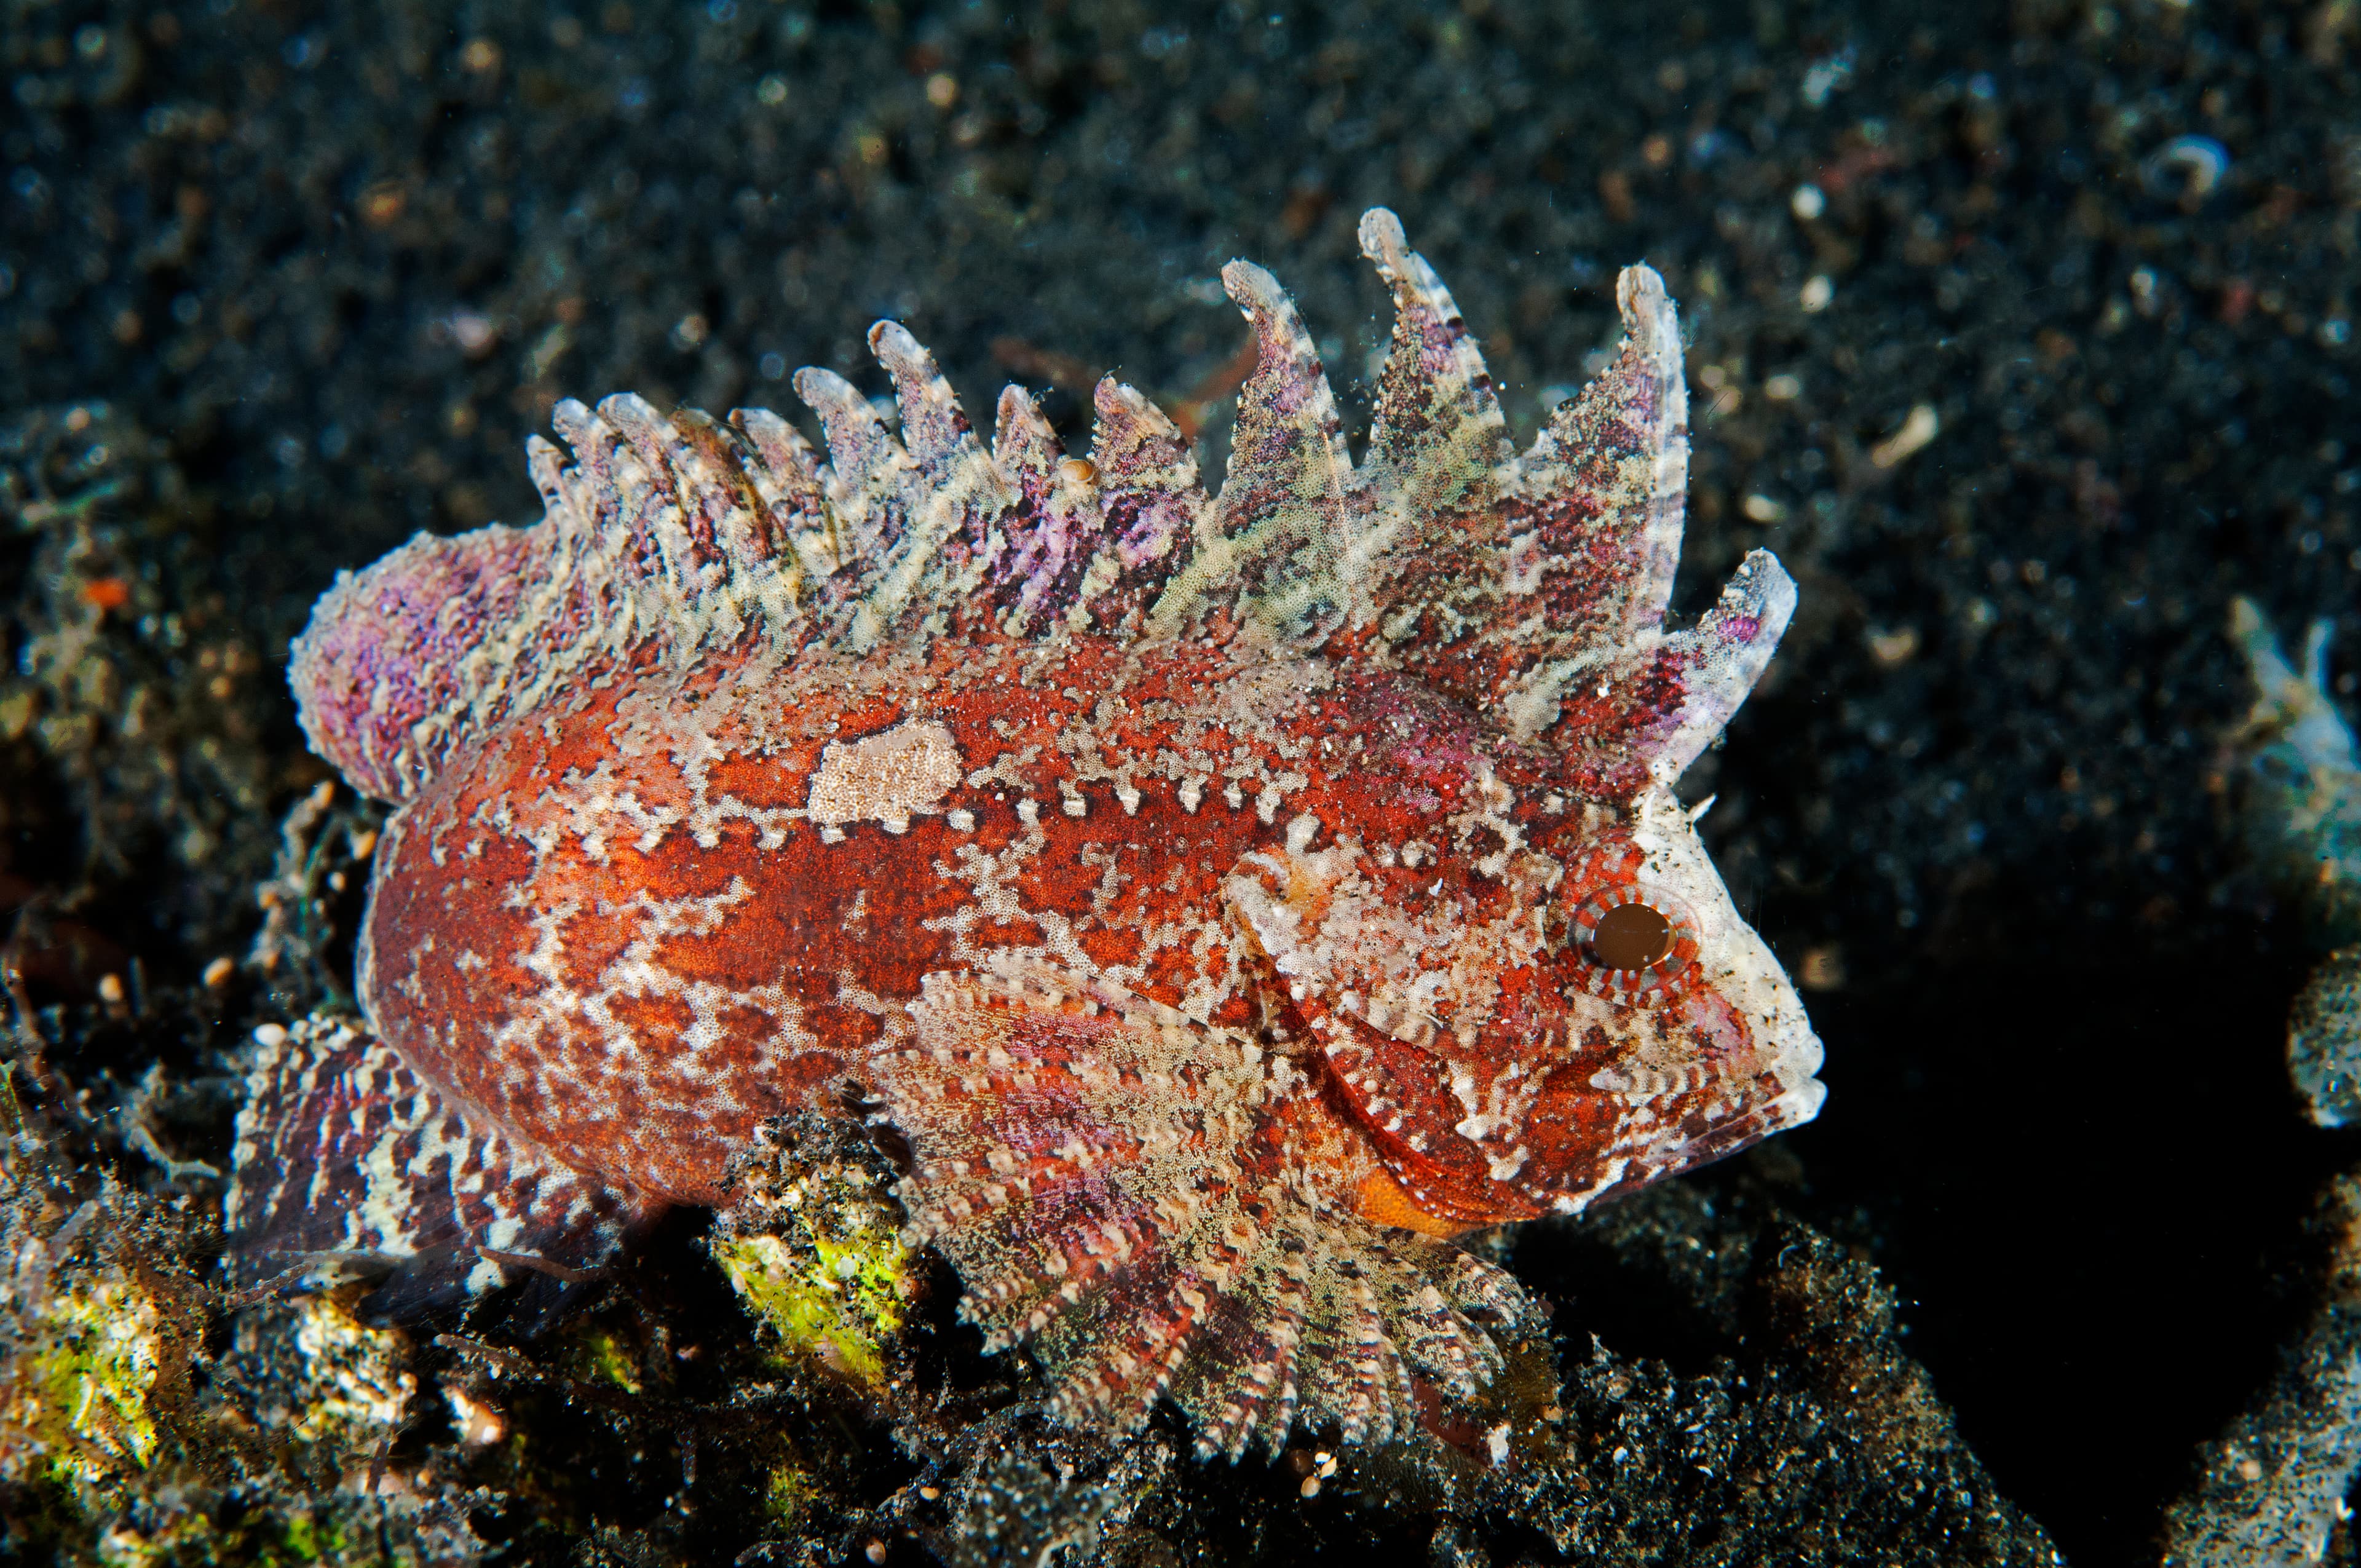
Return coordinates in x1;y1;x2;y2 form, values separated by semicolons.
296;212;1792;809
1144;259;1355;646
845;322;1017;649
1070;378;1204;635
792;365;911;568
729;406;846;583
992;385;1107;633
1357;207;1514;506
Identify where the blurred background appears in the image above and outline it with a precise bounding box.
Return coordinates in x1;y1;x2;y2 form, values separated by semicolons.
4;1;2358;1558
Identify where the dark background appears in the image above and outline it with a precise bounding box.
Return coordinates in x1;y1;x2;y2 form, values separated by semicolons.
6;1;2360;1558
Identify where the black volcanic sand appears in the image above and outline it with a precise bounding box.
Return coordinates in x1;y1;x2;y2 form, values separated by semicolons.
6;0;2361;1561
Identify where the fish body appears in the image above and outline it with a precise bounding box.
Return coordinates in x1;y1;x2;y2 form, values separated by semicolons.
231;210;1824;1454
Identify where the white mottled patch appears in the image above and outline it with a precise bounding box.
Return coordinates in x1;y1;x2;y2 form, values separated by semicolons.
806;717;963;830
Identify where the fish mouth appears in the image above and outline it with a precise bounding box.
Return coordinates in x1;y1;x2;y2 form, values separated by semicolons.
1749;1011;1829;1140
1569;1008;1828;1208
1771;1016;1828;1103
1573;1066;1828;1208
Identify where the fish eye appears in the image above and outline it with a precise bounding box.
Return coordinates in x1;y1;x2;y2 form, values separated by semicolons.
1589;901;1674;971
1560;840;1703;1003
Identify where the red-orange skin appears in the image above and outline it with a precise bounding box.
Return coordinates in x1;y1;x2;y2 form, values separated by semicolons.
360;623;1703;1229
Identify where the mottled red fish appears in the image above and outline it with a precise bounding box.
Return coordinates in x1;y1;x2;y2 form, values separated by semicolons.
231;209;1824;1457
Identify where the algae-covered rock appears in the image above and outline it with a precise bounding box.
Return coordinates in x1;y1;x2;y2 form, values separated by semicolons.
715;1230;911;1390
0;1000;487;1565
213;1295;414;1460
90;1492;488;1568
0;1137;207;1537
1;1270;164;1490
711;1113;923;1396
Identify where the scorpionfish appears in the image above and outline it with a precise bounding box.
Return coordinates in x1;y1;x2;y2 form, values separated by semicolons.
230;210;1825;1457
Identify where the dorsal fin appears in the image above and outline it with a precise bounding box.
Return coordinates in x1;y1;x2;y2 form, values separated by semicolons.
727;406;847;581
992;386;1105;633
789;365;914;570
843;323;1018;649
294;210;1793;807
1069;379;1204;636
1145;261;1358;647
1345;208;1519;658
1329;221;1792;793
1514;259;1689;667
1536;549;1794;795
596;393;730;598
1358;208;1515;515
291;396;809;803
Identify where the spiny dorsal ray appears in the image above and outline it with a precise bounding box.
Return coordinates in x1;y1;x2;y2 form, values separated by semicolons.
1343;207;1519;658
1070;378;1203;636
848;321;1016;649
1144;258;1358;647
290;208;1786;807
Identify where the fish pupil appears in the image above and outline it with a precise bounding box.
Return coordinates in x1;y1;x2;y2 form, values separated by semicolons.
1590;901;1673;971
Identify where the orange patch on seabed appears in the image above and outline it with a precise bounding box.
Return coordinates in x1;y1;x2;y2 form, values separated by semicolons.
989;331;1258;445
80;577;132;611
1168;336;1259;442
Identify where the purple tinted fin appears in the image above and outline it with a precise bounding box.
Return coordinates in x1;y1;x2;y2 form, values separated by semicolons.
227;1016;654;1331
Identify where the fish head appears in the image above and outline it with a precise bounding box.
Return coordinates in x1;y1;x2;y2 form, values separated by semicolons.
1225;785;1825;1232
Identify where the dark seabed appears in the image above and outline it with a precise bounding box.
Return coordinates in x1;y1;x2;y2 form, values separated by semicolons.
4;1;2359;1564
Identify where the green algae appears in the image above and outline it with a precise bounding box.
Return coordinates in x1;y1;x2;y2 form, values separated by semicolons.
714;1227;911;1389
561;1323;643;1395
709;1113;919;1393
762;1460;820;1529
96;1509;344;1567
12;1278;163;1490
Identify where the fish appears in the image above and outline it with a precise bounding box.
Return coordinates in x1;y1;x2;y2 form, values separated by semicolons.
229;208;1825;1458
